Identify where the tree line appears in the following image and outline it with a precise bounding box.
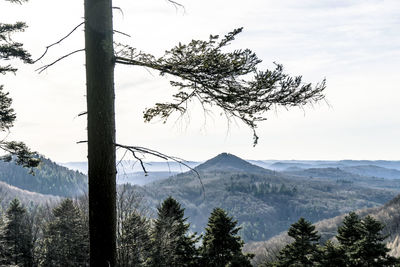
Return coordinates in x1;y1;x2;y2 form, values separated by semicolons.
261;213;400;267
2;190;398;267
0;193;252;266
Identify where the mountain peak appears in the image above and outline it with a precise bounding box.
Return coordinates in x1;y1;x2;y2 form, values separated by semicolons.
195;153;268;173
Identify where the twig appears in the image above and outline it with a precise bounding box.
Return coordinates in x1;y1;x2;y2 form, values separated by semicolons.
112;6;124;17
116;148;129;169
114;30;131;38
36;49;85;73
166;0;186;13
33;22;84;63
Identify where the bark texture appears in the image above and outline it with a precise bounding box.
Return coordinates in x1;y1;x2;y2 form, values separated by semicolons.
84;0;116;266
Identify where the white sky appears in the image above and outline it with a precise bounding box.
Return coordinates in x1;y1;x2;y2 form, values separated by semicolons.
1;0;400;162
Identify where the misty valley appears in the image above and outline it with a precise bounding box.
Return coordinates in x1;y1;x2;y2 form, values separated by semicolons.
0;153;400;265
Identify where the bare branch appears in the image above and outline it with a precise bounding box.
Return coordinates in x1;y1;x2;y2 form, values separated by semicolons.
112;6;125;18
166;0;186;13
114;143;205;198
33;22;84;63
113;30;131;38
36;49;85;73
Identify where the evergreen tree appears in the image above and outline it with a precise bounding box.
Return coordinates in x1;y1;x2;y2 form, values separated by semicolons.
201;207;252;267
0;198;33;267
318;240;346;267
117;212;151;267
148;197;199;267
0;0;39;168
354;215;399;266
81;0;326;263
337;212;363;249
40;199;89;267
275;217;320;267
337;214;399;267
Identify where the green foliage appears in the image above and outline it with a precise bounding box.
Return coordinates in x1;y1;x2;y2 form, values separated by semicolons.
0;198;33;266
336;212;363;248
0;0;38;169
0;85;15;130
0;21;31;75
39;199;89;267
115;29;326;145
274;217;321;266
336;213;399;266
117;212;151;267
317;240;346;267
266;214;400;267
201;207;252;267
226;180;296;197
148;197;199;267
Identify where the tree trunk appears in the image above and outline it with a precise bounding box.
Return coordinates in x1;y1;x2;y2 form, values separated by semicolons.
84;0;116;266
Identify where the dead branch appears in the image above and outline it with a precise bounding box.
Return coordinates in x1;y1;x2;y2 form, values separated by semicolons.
36;49;85;73
113;30;131;38
33;22;84;63
166;0;185;13
114;143;205;197
112;6;124;17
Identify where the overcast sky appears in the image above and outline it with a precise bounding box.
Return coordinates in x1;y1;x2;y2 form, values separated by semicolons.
1;0;400;162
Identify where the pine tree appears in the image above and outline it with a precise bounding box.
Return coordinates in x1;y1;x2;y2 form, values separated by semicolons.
40;199;89;267
318;240;346;267
356;215;399;266
82;0;326;263
201;207;252;267
117;212;151;267
148;197;199;267
337;212;363;249
0;198;33;267
275;217;320;267
0;0;39;168
337;214;399;267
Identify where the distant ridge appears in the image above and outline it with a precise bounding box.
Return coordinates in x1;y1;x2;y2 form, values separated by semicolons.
245;192;400;262
0;157;87;197
195;152;270;173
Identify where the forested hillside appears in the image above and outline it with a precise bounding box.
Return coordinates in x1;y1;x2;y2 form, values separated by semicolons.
245;193;400;265
0;189;255;266
140;153;400;242
0;181;60;209
0;157;87;197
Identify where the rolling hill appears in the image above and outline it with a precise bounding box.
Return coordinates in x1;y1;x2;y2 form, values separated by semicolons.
245;193;400;265
140;153;400;242
0;157;87;197
0;180;60;209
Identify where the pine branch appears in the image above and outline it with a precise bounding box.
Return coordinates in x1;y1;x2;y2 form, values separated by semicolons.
115;28;326;145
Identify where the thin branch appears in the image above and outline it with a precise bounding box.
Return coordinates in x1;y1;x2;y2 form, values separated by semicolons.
112;6;125;18
114;143;205;198
76;140;88;144
116;148;129;169
166;0;186;13
36;49;85;73
113;30;131;38
33;22;84;63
